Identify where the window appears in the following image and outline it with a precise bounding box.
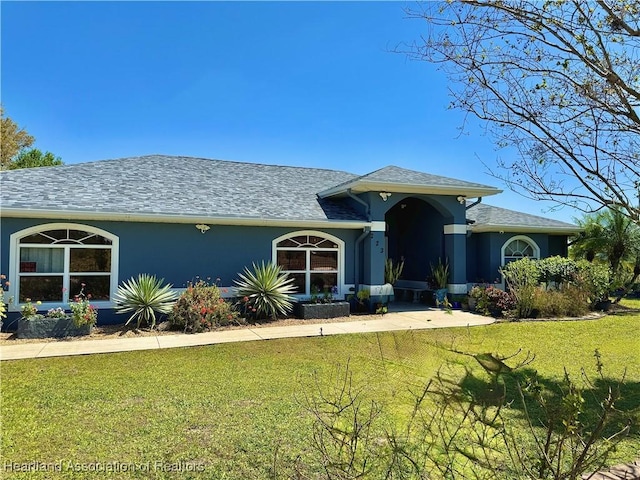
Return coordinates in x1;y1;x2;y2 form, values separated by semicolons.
10;224;118;307
501;236;540;266
273;232;343;296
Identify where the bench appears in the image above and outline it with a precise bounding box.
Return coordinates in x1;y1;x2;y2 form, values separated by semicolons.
393;280;431;303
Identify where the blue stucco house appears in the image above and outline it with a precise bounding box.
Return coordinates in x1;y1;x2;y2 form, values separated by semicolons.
0;155;579;325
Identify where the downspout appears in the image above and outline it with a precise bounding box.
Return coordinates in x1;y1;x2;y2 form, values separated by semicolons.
354;227;371;291
465;196;482;210
465;197;482;237
346;189;371;291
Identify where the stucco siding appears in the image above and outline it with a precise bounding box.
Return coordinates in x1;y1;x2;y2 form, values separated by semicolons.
1;218;358;286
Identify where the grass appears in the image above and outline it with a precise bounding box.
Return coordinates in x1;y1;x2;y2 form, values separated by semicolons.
619;296;640;309
1;314;639;479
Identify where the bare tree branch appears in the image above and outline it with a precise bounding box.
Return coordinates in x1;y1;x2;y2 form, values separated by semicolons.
401;0;640;223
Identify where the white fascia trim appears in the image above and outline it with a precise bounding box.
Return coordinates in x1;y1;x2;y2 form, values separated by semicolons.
370;221;386;232
443;224;467;235
318;181;502;199
0;208;369;230
469;224;582;234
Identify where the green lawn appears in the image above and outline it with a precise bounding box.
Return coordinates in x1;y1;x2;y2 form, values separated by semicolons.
1;314;639;479
620;296;640;309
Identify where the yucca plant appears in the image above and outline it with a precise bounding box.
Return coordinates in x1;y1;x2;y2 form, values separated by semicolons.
234;261;297;320
113;274;178;329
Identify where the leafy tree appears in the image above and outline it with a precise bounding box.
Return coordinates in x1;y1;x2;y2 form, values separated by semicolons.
405;1;640;223
1;106;34;168
571;208;640;298
8;148;63;170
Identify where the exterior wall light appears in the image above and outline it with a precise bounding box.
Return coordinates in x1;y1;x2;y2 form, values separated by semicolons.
195;224;210;234
457;196;467;204
379;192;392;201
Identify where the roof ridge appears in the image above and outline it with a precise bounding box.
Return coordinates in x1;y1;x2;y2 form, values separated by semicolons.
52;154;358;176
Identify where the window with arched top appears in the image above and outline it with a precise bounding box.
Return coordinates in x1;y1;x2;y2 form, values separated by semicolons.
273;231;344;296
10;224;119;306
501;235;540;266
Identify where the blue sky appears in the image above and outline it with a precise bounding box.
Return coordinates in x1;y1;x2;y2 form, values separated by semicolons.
2;1;578;223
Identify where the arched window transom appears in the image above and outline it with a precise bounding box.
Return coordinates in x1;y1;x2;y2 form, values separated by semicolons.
274;232;343;296
11;225;118;305
501;236;540;266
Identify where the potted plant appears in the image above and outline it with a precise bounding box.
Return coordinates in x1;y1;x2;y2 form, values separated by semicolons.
385;258;404;286
430;258;449;307
17;295;96;339
294;285;350;319
349;288;370;314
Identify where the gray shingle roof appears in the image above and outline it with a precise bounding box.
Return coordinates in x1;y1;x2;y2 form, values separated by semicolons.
0;155;577;232
0;155;364;223
318;165;501;197
466;203;580;233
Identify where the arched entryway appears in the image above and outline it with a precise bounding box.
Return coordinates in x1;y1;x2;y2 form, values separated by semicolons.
385;197;450;283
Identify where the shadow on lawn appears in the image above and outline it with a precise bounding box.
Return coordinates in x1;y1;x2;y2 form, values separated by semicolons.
454;357;639;440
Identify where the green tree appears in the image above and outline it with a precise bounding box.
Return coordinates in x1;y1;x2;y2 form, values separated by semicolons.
8;148;63;170
0;107;63;169
1;106;35;168
405;1;640;224
571;208;640;298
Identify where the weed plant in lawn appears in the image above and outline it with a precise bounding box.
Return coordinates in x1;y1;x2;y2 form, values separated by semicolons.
1;315;638;479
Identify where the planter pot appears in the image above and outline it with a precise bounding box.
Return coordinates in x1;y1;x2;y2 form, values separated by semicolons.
294;301;350;320
349;298;371;314
434;288;448;305
18;316;92;339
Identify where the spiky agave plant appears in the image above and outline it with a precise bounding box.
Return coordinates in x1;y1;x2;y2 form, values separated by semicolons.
234;261;297;320
113;274;178;329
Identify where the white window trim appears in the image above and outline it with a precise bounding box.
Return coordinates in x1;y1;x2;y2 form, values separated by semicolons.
500;235;540;266
272;230;345;299
8;223;119;312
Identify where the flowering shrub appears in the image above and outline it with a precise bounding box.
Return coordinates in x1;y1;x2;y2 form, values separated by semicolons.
310;285;338;304
170;279;241;333
20;299;42;318
46;307;68;319
69;284;98;327
469;285;515;317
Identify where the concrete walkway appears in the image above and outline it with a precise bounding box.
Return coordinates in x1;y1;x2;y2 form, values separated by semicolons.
0;307;494;361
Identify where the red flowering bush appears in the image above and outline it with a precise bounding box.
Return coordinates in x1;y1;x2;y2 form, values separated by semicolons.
469;285;515;317
170;279;242;333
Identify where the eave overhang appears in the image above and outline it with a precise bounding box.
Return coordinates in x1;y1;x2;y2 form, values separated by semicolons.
317;180;502;199
469;224;582;234
0;208;370;230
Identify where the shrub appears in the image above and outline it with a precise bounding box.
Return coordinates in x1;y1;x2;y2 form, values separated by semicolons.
469;285;515;317
537;256;579;286
234;262;296;320
531;285;590;318
575;260;611;306
69;297;97;327
170;280;240;333
114;274;178;329
501;258;540;318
